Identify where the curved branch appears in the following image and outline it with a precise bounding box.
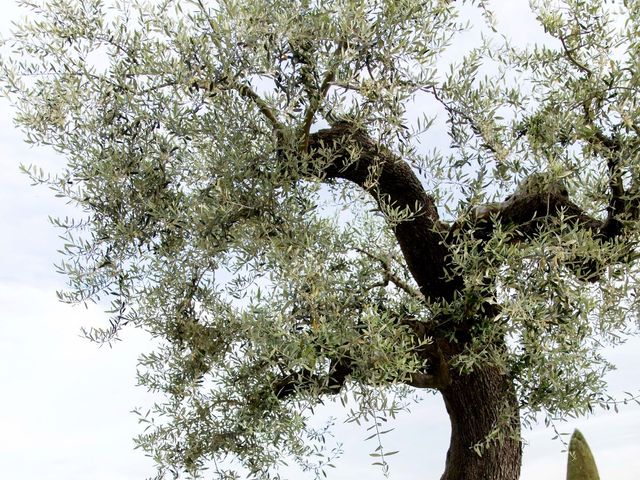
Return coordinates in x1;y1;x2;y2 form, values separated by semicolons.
500;192;603;237
450;193;603;247
307;122;463;302
558;32;593;76
580;98;630;238
272;358;352;400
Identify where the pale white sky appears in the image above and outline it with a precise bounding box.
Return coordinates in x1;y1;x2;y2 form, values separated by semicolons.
0;1;638;479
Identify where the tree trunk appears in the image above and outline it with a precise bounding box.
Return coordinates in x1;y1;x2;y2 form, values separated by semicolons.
440;366;521;480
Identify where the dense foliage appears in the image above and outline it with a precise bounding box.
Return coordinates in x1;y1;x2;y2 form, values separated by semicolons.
2;0;639;478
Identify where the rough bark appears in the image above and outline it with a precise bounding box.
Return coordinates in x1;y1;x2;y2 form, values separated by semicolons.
440;367;522;480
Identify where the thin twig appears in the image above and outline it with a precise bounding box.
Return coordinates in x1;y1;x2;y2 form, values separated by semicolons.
235;82;283;132
299;41;347;151
424;85;500;156
558;33;593;76
194;0;284;133
355;247;425;301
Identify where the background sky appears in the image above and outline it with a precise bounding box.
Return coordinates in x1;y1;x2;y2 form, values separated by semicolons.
1;1;639;479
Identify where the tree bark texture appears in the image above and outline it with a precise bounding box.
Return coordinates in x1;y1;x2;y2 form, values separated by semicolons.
440;367;522;480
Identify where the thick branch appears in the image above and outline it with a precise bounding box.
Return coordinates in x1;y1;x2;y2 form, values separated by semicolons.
500;192;603;238
448;178;604;244
448;181;630;283
580;100;630;238
272;358;352;400
406;371;445;389
307;122;463;302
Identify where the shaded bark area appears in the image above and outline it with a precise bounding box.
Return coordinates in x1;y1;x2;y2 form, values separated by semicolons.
441;367;521;480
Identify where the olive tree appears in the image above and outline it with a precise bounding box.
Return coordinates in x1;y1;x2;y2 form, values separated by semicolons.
2;0;639;479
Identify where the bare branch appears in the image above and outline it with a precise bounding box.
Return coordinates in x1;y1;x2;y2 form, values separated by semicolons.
354;247;425;301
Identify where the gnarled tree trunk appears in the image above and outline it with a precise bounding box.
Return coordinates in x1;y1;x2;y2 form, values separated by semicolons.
309;124;523;480
440;367;521;480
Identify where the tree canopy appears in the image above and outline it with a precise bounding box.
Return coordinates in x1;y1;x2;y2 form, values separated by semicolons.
2;0;640;479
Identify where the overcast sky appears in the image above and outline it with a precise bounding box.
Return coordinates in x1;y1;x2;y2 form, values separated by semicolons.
1;1;639;479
